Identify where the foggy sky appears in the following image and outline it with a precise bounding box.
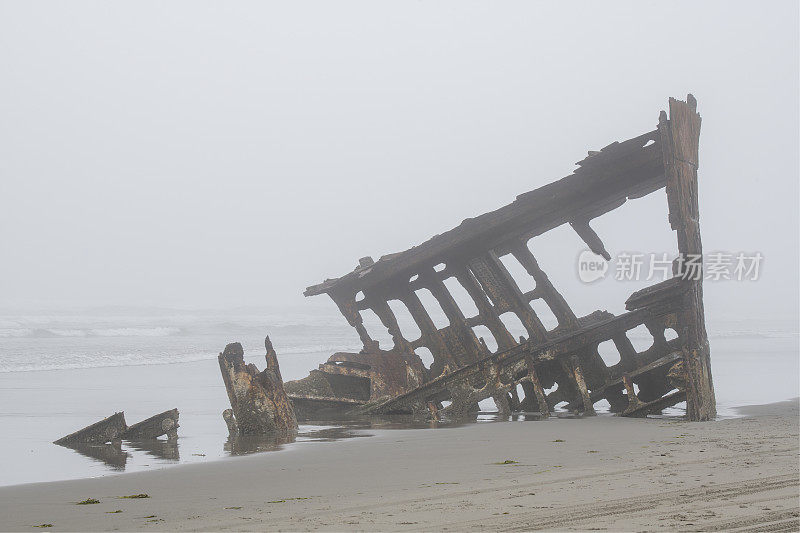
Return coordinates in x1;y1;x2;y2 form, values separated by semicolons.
1;1;798;321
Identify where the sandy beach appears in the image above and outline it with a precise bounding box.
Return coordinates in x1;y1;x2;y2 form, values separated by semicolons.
1;400;797;532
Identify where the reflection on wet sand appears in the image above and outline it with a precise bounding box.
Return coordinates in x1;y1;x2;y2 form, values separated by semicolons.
125;438;180;461
223;411;551;457
224;433;290;455
223;425;375;455
296;410;547;430
57;438;180;470
56;441;130;470
297;426;373;442
56;410;546;474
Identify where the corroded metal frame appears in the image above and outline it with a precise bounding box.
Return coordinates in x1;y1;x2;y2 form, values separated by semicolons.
297;95;715;421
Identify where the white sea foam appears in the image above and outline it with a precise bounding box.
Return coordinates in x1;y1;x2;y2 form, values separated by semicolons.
88;327;180;337
0;327;181;338
0;352;215;373
0;342;361;373
45;328;88;337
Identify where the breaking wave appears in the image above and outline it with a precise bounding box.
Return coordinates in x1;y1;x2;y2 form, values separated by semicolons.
0;341;359;374
0;352;215;373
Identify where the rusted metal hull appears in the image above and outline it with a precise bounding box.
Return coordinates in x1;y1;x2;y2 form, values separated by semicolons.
288;95;714;422
121;408;179;441
54;412;128;445
55;408;183;449
218;338;298;435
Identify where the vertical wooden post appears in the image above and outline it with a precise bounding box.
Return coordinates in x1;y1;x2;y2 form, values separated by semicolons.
659;94;716;421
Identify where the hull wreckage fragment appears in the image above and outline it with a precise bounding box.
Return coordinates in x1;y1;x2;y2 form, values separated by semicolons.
54;412;129;446
228;94;716;427
218;338;298;436
120;408;180;440
55;410;180;445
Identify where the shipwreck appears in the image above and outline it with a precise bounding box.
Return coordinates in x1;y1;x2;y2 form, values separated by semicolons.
222;94;716;428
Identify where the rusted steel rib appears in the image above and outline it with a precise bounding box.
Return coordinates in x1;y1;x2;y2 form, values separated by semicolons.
360;288;685;416
304;129;664;299
294;94;714;421
623;390;687;417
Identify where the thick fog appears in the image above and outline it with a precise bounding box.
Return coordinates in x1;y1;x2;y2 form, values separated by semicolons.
1;1;797;323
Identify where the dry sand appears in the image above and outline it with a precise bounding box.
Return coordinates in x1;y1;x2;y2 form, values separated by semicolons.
1;400;797;532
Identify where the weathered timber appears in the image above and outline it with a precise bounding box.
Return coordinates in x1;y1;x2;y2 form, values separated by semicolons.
54;412;127;445
294;94;713;422
218;338;297;435
121;408;179;441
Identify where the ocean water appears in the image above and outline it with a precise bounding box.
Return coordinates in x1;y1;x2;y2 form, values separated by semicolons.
0;307;363;374
0;307;797;487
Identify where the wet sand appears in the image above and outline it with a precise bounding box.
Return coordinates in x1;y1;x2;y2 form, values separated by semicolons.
0;400;797;532
2;334;796;487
